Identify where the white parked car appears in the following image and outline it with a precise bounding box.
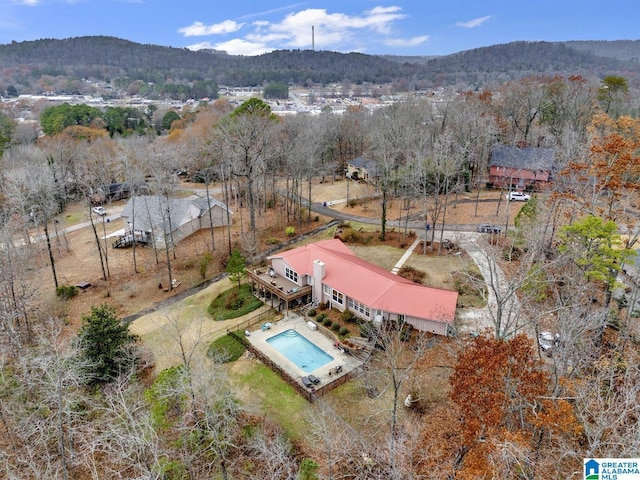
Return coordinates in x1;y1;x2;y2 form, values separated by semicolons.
538;331;561;357
92;206;107;216
507;191;531;202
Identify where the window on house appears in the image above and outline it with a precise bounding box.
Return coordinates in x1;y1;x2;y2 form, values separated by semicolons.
285;266;298;283
323;284;330;294
332;289;344;305
348;299;370;317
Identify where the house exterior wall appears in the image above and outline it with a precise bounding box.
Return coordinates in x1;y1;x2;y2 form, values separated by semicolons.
347;164;368;181
342;296;450;335
270;258;288;278
405;316;449;336
172;218;200;244
198;205;231;228
489;166;551;189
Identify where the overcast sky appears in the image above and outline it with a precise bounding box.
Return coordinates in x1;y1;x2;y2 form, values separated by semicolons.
2;0;639;56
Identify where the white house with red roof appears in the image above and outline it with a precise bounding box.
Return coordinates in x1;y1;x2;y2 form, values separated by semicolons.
265;239;458;336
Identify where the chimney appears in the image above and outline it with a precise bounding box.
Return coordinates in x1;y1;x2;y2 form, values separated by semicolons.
312;260;325;303
313;259;325;279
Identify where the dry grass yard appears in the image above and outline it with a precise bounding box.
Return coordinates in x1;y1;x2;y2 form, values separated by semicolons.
31;177;527;364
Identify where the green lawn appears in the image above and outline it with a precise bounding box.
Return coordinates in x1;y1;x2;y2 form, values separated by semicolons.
229;360;311;443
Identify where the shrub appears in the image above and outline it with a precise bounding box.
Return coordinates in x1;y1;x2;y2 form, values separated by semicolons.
331;322;341;332
323;317;332;327
207;334;245;362
56;285;79;300
453;270;485;296
266;237;280;245
398;265;426;284
224;290;243;310
298;458;319;480
502;245;523;261
144;365;186;431
400;324;413;342
341;229;362;243
307;308;317;317
314;216;320;222
208;284;263;320
359;320;377;339
285;226;296;237
199;251;212;279
338;326;349;336
316;313;326;322
341;309;357;323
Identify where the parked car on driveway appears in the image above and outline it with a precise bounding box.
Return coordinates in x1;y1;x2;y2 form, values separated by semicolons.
477;223;502;234
92;206;107;216
538;331;561;357
507;191;531;202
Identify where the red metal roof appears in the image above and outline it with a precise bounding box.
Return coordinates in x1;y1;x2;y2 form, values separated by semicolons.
269;239;458;324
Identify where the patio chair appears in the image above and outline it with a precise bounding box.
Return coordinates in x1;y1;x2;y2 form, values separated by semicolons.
308;374;320;384
301;376;313;388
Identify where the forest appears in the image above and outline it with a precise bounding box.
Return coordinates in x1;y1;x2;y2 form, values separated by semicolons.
3;36;640;100
0;72;640;478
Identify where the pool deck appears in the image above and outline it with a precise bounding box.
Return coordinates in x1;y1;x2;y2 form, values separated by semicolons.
245;313;363;389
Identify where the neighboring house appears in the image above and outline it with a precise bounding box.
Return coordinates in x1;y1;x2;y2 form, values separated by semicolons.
91;182;141;205
489;144;556;190
119;195;232;248
346;156;379;183
249;239;458;336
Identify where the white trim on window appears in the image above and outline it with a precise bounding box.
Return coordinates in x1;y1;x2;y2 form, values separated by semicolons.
285;266;298;283
332;289;344;305
348;298;370;317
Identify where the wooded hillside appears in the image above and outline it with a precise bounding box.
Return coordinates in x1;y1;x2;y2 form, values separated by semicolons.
2;36;640;97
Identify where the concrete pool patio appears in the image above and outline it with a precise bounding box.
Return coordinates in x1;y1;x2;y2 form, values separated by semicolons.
245;313;364;393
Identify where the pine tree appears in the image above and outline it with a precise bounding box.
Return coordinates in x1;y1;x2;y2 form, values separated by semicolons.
226;249;246;289
76;304;139;385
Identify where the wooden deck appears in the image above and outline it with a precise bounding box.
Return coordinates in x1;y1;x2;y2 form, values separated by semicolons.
247;269;312;306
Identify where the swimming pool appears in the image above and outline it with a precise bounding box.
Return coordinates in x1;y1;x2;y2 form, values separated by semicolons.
267;329;334;373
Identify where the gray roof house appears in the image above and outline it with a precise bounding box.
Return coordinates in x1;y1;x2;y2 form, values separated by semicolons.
120;195;232;247
346;156;379;183
489;144;557;190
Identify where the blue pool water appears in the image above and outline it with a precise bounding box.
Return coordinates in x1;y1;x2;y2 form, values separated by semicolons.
267;329;334;373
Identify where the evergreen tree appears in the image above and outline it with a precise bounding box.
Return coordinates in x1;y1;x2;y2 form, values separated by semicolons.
76;304;139;385
226;249;246;288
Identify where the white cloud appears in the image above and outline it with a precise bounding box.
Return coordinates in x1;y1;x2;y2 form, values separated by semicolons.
178;20;244;37
188;38;272;56
11;0;41;5
385;35;429;47
254;6;406;50
455;16;492;28
181;5;416;55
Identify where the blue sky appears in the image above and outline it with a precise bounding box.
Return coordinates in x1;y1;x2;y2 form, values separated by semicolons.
2;0;639;56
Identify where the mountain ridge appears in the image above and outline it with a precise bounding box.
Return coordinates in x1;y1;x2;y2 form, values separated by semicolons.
2;36;639;96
